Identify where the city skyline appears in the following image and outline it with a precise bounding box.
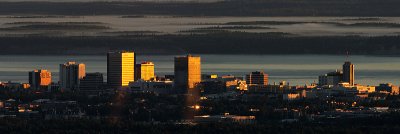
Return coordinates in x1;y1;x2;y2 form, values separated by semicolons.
1;0;400;132
0;50;371;91
0;52;373;87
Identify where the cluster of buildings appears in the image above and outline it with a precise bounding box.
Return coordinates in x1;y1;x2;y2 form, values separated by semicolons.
1;53;398;99
1;51;204;96
0;98;83;119
318;61;354;87
232;60;399;102
2;52;400;123
317;61;398;96
27;61;89;92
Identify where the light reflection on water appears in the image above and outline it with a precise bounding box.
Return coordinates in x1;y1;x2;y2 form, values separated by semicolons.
0;54;399;86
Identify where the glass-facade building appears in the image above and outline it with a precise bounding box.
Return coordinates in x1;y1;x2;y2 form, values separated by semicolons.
174;55;201;91
107;51;136;88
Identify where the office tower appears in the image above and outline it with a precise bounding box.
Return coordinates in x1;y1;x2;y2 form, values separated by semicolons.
29;69;52;89
135;61;155;81
59;62;86;90
318;70;343;86
79;72;104;95
107;51;136;88
246;71;268;86
174;55;201;91
342;61;355;86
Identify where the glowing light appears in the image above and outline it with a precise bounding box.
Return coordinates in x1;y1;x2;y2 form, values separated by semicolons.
195;105;200;110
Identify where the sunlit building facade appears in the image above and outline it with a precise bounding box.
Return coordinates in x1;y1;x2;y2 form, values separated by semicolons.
107;51;136;88
343;61;355;86
135;61;155;81
59;62;86;90
174;55;201;91
29;69;52;89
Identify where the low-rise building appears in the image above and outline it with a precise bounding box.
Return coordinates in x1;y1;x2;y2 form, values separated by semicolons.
283;93;301;101
129;80;174;94
199;80;225;94
318;70;343;86
376;83;399;95
355;85;375;93
194;114;256;124
79;72;104;95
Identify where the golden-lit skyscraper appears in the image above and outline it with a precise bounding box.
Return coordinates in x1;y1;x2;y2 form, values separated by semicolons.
174;55;201;91
343;61;355;86
107;51;136;88
135;61;155;81
59;62;86;90
29;69;52;89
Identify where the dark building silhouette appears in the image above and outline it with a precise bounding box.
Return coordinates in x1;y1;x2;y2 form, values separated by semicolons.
59;62;85;91
246;71;268;86
79;72;104;95
318;70;343;86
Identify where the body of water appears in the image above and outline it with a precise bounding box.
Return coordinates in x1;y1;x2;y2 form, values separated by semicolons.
0;54;399;86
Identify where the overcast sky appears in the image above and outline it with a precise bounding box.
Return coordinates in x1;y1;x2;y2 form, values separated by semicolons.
0;0;222;2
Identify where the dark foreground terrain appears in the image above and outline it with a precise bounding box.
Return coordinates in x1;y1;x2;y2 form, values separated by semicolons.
2;117;400;134
1;83;400;133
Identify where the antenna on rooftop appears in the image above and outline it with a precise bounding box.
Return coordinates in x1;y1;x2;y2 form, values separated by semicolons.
345;51;350;62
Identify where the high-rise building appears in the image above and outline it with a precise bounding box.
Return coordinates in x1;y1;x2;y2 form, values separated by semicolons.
59;62;85;90
29;69;52;89
107;51;136;88
342;61;355;86
79;72;104;95
174;55;201;91
246;71;268;86
135;61;155;81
